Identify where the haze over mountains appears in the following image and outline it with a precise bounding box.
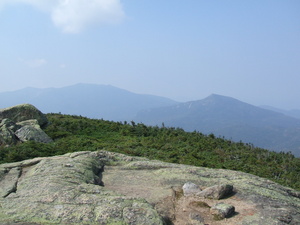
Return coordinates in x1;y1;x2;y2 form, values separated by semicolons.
135;94;300;156
260;105;300;120
0;84;177;121
0;83;300;156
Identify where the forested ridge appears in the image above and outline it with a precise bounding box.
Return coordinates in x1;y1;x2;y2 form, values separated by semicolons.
0;113;299;190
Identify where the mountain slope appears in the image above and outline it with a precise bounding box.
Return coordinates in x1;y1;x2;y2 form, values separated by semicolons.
0;83;177;121
135;94;300;156
260;105;300;119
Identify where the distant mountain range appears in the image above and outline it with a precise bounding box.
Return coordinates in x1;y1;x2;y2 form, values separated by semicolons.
0;84;299;156
134;94;300;156
0;83;177;121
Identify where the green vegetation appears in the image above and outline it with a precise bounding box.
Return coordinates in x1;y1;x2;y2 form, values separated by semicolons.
0;113;299;190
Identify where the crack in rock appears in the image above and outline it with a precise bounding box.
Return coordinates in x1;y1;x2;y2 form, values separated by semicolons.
1;167;22;198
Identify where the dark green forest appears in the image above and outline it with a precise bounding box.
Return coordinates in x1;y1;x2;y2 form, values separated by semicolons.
0;113;299;190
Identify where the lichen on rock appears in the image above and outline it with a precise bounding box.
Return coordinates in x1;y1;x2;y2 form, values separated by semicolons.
210;202;235;220
0;150;299;225
0;151;164;224
0;104;48;127
0;104;52;145
15;125;53;143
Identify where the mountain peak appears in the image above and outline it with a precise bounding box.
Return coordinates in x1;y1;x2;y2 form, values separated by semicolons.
135;94;300;156
204;94;240;102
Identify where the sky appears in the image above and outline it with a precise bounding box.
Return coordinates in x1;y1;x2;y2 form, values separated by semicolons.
0;0;299;109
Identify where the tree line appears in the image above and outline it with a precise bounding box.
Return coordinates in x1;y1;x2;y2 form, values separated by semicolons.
0;113;299;190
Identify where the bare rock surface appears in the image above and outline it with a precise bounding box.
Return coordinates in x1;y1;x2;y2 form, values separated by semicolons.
0;150;299;225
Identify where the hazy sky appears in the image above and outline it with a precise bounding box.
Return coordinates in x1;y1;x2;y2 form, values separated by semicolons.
0;0;299;109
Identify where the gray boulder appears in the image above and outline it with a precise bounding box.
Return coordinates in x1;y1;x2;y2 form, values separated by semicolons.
210;202;235;220
197;184;233;200
0;104;48;127
0;105;52;145
15;125;53;143
183;182;202;196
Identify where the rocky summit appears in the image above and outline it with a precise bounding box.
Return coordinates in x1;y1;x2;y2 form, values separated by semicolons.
0;150;299;225
0;104;52;145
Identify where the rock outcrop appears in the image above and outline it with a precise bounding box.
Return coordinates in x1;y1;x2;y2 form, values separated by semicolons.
0;104;52;145
0;150;299;225
197;184;234;200
210;203;235;220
